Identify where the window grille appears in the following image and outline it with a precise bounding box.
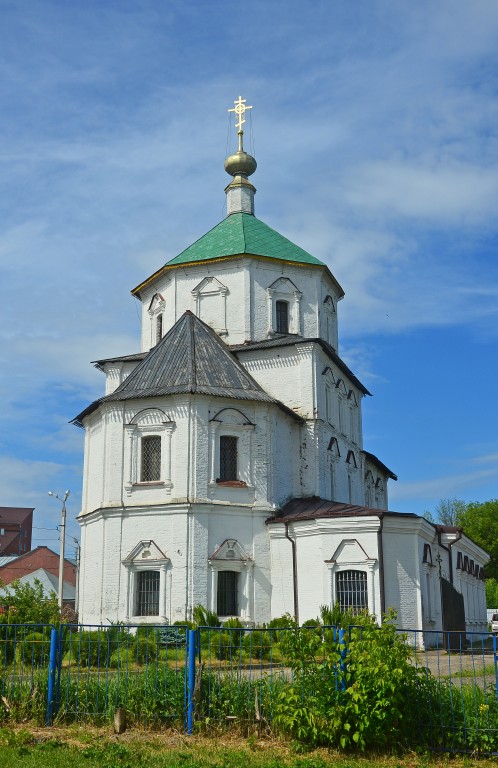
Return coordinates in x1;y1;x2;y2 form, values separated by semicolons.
336;570;368;614
136;570;160;616
275;300;289;334
219;435;238;481
217;570;238;615
141;435;161;481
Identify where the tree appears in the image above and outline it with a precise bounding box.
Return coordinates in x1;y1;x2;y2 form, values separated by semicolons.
430;498;498;605
485;578;498;610
432;498;468;526
457;499;498;582
0;578;59;625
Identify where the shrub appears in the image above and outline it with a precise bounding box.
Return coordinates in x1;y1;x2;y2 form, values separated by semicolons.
15;632;50;667
242;629;272;661
274;609;427;751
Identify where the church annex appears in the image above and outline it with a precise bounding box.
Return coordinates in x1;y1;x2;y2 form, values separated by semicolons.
74;99;488;638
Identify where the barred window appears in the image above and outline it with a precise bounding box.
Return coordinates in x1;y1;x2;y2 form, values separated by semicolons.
136;570;160;616
217;570;238;616
336;570;368;614
276;300;289;334
219;436;238;481
141;435;161;482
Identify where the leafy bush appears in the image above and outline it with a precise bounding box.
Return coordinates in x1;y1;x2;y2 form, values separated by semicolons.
242;629;272;661
274;610;427;750
193;605;220;627
15;632;50;667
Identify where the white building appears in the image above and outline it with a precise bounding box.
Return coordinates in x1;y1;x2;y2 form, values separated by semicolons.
74;103;488;639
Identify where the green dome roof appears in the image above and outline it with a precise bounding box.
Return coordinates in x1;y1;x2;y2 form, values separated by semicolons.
164;213;325;268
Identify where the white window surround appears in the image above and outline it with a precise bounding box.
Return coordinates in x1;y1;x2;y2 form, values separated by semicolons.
322;368;337;426
148;293;165;349
267;278;302;336
191;276;228;335
124;408;176;496
422;562;436;623
122;540;170;623
207;539;254;620
326;541;377;618
323;295;336;346
208;408;254;487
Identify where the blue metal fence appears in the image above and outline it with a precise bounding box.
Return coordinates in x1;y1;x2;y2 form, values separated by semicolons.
0;621;497;753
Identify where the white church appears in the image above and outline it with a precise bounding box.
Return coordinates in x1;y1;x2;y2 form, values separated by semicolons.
74;99;488;639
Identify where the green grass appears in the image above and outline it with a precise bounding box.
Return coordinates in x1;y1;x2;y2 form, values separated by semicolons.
0;727;493;768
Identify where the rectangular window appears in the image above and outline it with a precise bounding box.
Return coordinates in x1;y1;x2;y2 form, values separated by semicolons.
141;435;161;481
217;570;238;616
275;300;289;334
219;435;238;481
336;570;368;614
156;314;163;344
136;570;160;616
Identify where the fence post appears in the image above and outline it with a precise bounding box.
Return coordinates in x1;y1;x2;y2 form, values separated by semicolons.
46;627;59;725
55;625;65;715
338;628;347;691
186;628;196;734
493;633;498;701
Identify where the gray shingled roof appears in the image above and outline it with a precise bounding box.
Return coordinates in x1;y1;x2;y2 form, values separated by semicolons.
230;336;371;396
73;311;298;427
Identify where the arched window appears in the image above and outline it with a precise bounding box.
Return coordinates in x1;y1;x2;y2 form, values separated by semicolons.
336;570;368;614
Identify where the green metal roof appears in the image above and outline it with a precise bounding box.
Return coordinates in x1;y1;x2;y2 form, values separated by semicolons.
165;213;325;267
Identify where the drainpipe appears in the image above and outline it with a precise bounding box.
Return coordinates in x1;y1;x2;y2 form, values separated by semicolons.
284;522;299;624
377;513;386;618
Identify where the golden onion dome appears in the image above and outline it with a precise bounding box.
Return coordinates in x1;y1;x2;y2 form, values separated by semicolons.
224;149;257;178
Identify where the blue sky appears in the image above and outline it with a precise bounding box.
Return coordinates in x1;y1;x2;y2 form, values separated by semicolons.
1;0;497;554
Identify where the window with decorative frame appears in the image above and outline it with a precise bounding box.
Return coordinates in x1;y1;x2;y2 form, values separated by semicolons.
209;408;254;489
124;408;176;496
267;277;302;336
148;293;166;349
123;540;170;623
208;539;254;620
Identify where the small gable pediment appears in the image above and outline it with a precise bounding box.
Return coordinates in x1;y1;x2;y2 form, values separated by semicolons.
327;436;341;457
192;276;228;296
323;294;335;311
148;293;165;314
209;539;251;562
335;378;348;396
328;538;370;564
123;540;169;565
322;366;336;384
268;276;301;296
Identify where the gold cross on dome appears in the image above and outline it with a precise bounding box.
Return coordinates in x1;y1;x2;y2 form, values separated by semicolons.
228;96;252;131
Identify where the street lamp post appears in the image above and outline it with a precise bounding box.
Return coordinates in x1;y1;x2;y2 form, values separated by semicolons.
48;490;70;612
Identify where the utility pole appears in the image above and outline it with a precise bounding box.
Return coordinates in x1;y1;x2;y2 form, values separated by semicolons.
48;490;70;612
